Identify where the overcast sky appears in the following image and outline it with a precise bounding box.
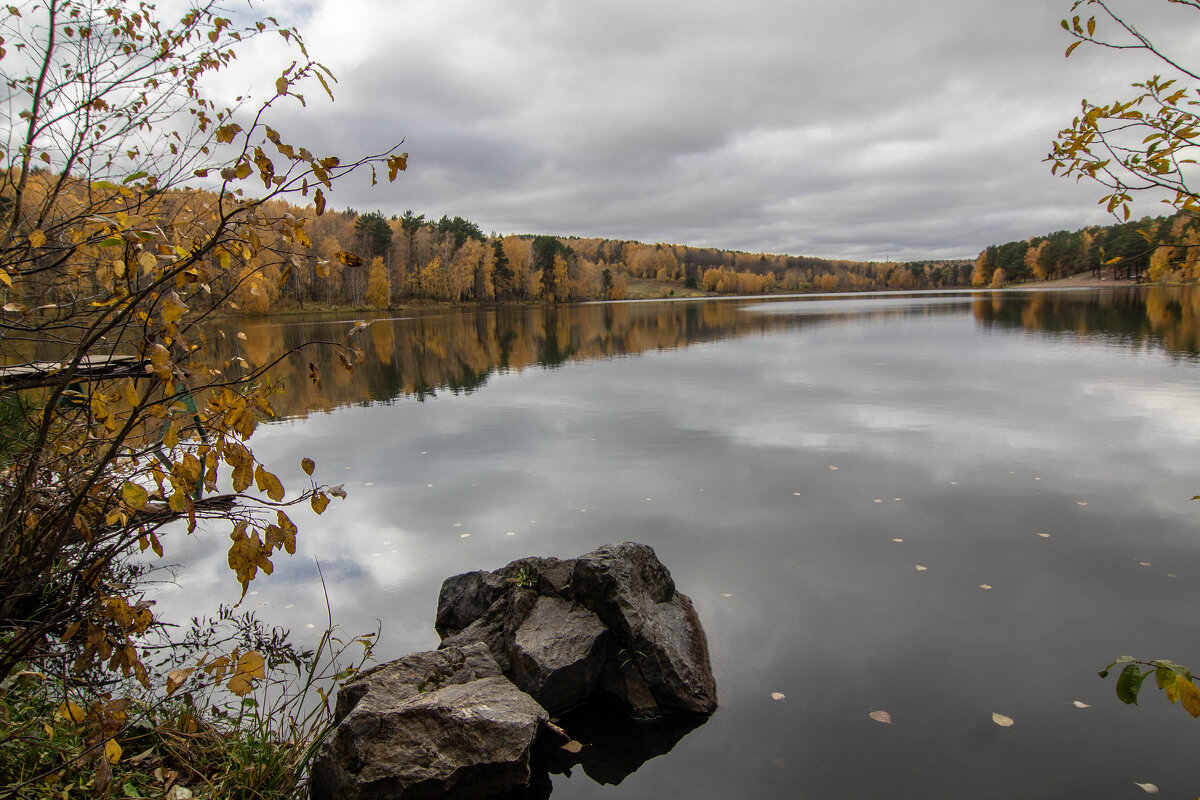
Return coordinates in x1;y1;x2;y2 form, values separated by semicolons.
213;0;1200;262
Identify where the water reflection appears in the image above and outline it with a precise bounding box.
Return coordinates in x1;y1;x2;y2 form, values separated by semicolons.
151;286;1200;799
210;287;1200;422
973;286;1200;357
511;699;709;799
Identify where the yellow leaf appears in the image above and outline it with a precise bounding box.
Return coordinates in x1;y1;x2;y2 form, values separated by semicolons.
1065;40;1082;58
149;343;172;380
275;76;288;96
254;465;285;502
163;423;179;449
104;738;122;764
0;267;11;287
301;457;315;476
1179;677;1200;718
161;290;188;325
57;701;86;723
215;123;242;144
235;161;251;180
121;482;149;510
138;250;157;276
227;651;265;696
311;492;329;515
28;229;46;248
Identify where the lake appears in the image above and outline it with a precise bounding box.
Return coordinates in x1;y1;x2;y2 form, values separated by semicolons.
154;287;1200;798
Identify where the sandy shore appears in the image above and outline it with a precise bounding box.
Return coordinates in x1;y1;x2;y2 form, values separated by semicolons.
1017;273;1145;290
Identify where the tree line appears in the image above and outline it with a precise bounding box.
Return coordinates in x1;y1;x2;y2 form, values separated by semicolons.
972;211;1200;287
190;194;975;310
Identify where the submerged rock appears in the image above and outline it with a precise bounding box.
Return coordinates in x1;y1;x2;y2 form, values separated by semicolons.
310;643;548;800
436;542;717;717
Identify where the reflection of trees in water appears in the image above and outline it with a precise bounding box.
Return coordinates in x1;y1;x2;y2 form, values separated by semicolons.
972;287;1200;358
208;301;816;419
206;289;1200;420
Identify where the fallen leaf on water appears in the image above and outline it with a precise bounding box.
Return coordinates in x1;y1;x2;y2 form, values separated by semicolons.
792;492;802;496
1168;573;1177;579
721;593;734;598
236;332;247;340
1037;533;1051;539
873;499;883;503
1077;501;1088;506
829;465;838;471
868;710;891;724
950;481;958;485
894;498;902;501
1134;782;1159;794
979;584;992;590
992;712;1014;727
506;531;516;536
892;538;904;543
459;533;471;539
915;565;928;571
771;692;786;701
1138;562;1151;567
453;522;462;527
1072;701;1090;708
561;740;583;754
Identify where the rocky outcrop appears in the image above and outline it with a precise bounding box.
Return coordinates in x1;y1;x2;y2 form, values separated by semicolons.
436;542;717;718
310;643;549;800
311;543;717;800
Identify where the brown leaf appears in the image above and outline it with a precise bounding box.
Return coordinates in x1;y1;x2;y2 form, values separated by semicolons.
227;651;265;696
868;710;892;724
166;668;194;696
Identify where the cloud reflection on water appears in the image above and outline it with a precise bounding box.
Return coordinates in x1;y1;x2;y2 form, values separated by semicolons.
151;288;1200;799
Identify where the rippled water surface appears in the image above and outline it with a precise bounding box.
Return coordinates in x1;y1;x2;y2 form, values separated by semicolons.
156;287;1200;798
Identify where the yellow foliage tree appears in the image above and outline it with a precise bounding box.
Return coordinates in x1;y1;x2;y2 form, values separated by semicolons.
0;0;406;686
366;256;390;308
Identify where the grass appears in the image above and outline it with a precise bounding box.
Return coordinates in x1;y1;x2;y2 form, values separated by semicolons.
0;609;377;800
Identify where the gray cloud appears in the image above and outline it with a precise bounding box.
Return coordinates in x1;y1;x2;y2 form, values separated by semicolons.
217;0;1200;260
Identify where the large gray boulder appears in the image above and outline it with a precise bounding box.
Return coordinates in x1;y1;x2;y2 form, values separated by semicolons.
310;643;549;800
435;542;717;718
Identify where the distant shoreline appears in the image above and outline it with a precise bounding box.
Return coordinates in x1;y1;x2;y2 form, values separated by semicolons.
1027;273;1146;289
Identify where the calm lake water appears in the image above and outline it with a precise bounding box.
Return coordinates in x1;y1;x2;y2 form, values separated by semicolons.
154;287;1200;798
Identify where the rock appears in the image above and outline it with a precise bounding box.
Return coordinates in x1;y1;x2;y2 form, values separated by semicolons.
310;643;549;800
435;542;717;717
434;570;508;636
510;596;608;713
